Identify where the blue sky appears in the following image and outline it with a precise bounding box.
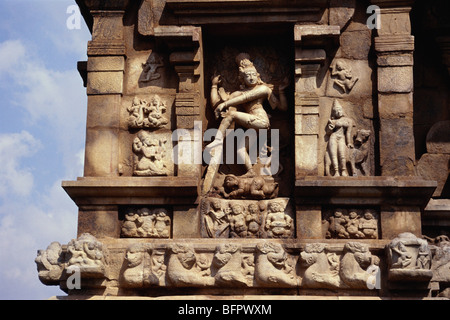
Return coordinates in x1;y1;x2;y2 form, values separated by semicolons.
0;0;91;299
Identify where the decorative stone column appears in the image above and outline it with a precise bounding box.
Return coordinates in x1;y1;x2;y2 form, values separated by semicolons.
372;0;416;177
155;26;205;236
84;8;127;177
294;25;340;179
294;25;339;239
156;26;204;179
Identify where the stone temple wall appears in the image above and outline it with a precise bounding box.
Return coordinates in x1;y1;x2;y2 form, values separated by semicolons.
35;0;450;299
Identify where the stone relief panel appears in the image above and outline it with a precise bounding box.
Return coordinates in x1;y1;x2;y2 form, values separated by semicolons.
200;197;294;239
322;208;379;239
124;51;177;95
127;95;169;129
428;235;450;297
211;243;253;287
120;244;166;288
42;237;450;292
339;242;379;290
166;243;215;287
254;242;298;287
298;243;341;289
298;242;379;290
202;43;294;199
387;232;433;282
132;131;174;176
330;59;359;94
139;53;164;84
121;207;172;238
325;59;373;98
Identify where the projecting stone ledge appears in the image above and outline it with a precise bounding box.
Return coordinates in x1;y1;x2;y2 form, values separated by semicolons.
294;177;437;207
62;177;200;206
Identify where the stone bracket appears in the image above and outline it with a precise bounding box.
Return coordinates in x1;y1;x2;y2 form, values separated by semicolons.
62;177;200;206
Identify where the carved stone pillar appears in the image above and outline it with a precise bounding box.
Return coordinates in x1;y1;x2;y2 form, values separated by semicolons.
294;25;340;179
160;26;204;179
373;1;416;176
84;8;127;177
294;25;339;239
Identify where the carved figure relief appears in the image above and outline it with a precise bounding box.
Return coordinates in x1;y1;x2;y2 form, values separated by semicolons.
348;129;371;176
202;52;288;195
228;202;248;238
219;174;279;200
387;233;433;282
325;100;355;177
298;243;340;289
122;244;147;288
127;95;169;129
323;209;379;239
264;201;293;238
140;53;164;83
212;244;250;287
429;236;450;291
35;242;64;285
254;242;298;287
166;244;215;287
202;198;230;238
339;242;378;289
132;131;170;176
121;207;171;238
330;59;359;93
201;197;293;239
121;244;167;288
66;233;106;277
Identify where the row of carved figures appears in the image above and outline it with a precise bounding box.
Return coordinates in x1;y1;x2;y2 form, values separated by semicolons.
202;198;293;239
36;233;450;293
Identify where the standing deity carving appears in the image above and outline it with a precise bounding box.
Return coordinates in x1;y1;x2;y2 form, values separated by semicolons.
325;100;355;177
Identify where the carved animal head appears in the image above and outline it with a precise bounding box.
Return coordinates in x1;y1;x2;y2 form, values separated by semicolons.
213;244;240;267
125;244;145;268
344;242;372;270
171;244;197;270
299;243;326;267
354;129;371;146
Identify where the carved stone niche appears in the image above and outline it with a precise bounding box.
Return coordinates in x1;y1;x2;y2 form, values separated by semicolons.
387;232;433;283
120;206;172;238
322;208;380;240
200;197;294;239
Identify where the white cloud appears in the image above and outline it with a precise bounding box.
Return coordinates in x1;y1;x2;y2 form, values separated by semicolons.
0;131;41;198
0;20;89;299
0;40;26;73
